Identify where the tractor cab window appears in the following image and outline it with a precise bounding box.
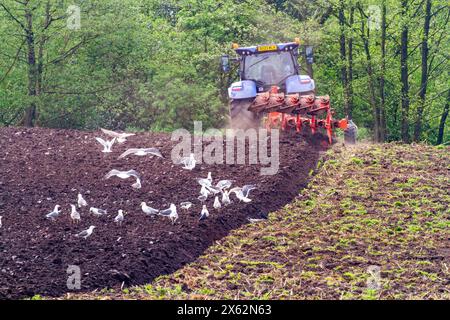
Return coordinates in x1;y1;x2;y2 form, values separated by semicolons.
243;51;296;86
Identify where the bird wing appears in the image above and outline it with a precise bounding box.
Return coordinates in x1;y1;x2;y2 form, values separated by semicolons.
77;230;88;237
104;169;121;179
95;137;107;146
126;170;141;179
143;148;163;158
118;148;139;159
101;128;120;138
159;208;172;216
242;185;257;196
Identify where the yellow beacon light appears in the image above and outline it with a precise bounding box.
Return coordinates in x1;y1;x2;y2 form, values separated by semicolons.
232;43;239;49
294;38;301;44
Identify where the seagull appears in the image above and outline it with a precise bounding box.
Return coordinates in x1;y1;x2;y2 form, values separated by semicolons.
70;204;81;224
89;207;107;217
230;185;256;203
141;202;159;215
114;210;124;225
213;196;221;210
105;169;142;189
159;203;178;224
100;128;135;144
77;193;88;208
95;137;116;153
216;179;232;191
118;148;163;159
46;205;61;220
178;153;196;170
221;190;231;206
75;225;96;239
199;205;209;221
180;201;193;210
247;218;266;223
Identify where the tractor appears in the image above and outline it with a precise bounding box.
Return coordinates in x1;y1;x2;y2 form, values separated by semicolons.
221;39;353;144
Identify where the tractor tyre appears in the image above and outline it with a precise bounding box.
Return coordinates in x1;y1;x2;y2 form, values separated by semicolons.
229;99;261;129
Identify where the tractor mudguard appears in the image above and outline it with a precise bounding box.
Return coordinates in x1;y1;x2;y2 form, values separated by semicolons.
286;75;315;94
228;80;257;100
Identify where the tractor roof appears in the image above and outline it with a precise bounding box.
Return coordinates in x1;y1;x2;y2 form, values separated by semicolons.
235;41;299;56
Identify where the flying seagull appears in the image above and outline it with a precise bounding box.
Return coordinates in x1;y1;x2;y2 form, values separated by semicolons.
230;185;256;203
105;169;142;189
180;201;192;210
114;210;124;225
100;128;135;143
70;204;81;224
216;179;232;191
159;203;178;224
213;196;221;210
95;137;116;153
75;225;96;239
199;205;209;221
178;153;196;170
141;202;159;215
118;148;163;159
46;205;61;220
89;207;107;217
77;193;88;208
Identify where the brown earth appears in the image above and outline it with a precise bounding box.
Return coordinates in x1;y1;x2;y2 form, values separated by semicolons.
0;127;327;299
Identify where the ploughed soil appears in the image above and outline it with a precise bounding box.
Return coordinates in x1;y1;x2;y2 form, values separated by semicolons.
0;127;327;299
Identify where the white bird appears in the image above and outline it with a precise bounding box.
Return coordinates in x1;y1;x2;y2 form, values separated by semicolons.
216;179;232;191
178;153;196;170
206;172;212;183
75;225;96;239
221;190;231;206
159;203;178;224
213;196;221;210
114;210;124;225
89;207;107;217
0;216;2;228
70;204;81;223
141;202;159;215
46;205;61;220
118;148;163;159
230;185;256;203
105;169;142;189
95;137;116;153
247;218;266;223
100;128;135;144
180;201;192;210
77;193;88;208
199;205;209;221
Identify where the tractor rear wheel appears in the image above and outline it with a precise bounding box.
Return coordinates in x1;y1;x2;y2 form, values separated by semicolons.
229;99;261;129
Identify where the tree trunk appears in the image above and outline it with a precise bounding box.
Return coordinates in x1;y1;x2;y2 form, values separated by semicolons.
436;90;450;145
379;0;387;141
338;1;350;117
23;6;37;127
414;0;432;141
347;6;354;120
400;0;410;143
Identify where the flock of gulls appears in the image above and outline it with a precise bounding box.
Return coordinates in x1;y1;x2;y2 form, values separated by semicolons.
39;128;257;239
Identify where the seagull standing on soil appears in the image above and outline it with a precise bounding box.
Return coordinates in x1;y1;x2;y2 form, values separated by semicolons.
221;190;231;206
70;204;81;224
180;202;192;210
213;196;221;210
141;202;159;215
105;169;142;189
77;193;88;208
46;205;61;220
89;207;107;217
100;128;135;144
118;148;163;159
159;203;178;224
95;137;116;153
199;205;209;221
75;226;96;239
114;210;124;225
178;153;196;170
